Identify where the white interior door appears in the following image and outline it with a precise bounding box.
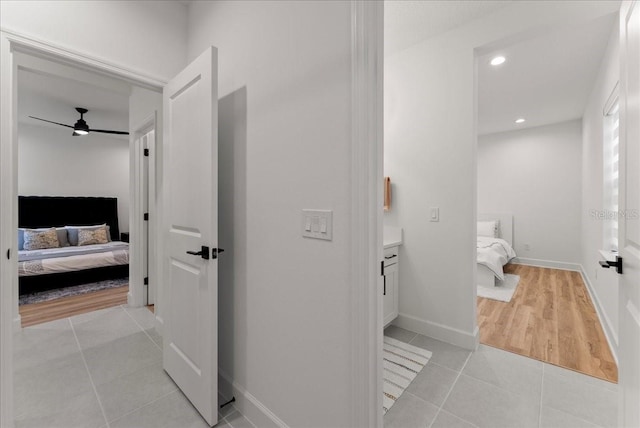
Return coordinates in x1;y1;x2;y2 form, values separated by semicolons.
163;46;219;426
618;2;640;427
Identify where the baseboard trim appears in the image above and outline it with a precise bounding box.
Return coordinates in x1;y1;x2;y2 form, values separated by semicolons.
393;313;478;350
579;265;618;364
13;315;21;332
512;257;581;272
218;369;289;428
154;315;164;337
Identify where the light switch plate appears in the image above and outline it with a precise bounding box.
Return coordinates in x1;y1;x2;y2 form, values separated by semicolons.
302;209;333;240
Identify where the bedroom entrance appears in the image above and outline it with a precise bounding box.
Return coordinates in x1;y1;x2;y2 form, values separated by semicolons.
16;56;134;327
474;9;619;382
2;41;169;427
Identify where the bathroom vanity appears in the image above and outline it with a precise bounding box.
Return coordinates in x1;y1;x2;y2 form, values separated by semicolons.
383;227;402;327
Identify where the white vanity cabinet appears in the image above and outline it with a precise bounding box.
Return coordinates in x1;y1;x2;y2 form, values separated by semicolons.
383;245;399;326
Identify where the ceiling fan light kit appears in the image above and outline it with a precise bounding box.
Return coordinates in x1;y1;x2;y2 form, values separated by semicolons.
29;107;129;136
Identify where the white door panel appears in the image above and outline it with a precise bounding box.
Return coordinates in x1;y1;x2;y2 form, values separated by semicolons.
163;46;218;427
618;2;640;427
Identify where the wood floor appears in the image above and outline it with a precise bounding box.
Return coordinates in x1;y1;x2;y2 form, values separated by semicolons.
478;264;618;382
19;286;129;328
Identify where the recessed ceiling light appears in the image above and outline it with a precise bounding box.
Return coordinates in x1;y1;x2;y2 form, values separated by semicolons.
515;118;526;124
490;56;506;66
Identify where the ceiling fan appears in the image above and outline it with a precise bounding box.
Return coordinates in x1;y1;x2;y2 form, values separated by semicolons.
29;107;129;136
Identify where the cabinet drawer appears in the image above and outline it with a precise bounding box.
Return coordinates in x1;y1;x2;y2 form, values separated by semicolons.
384;246;398;267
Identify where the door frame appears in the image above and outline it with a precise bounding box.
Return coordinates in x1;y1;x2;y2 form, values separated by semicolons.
349;2;384;427
0;29;165;428
129;115;157;308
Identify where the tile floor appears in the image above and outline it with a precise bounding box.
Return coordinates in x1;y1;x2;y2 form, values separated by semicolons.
384;325;619;428
14;306;618;428
13;305;252;428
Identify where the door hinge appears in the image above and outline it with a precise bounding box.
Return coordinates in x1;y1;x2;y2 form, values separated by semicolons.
143;277;149;285
144;213;149;221
144;148;149;157
381;260;384;276
6;249;10;260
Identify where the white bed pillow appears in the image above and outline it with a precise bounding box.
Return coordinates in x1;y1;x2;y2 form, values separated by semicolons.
477;220;499;238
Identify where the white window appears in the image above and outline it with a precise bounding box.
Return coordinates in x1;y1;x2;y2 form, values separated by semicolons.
603;87;619;251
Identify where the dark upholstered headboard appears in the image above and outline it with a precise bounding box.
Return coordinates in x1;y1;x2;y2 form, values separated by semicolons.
19;196;120;241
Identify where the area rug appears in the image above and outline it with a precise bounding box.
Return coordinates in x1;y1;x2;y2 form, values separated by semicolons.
19;277;129;305
477;273;520;302
383;336;432;415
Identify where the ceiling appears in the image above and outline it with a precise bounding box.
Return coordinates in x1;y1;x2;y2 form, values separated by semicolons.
385;1;512;55
477;12;617;135
18;68;130;140
385;1;618;136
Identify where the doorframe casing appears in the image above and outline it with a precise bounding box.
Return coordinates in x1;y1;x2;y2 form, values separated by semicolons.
0;28;165;428
349;2;384;427
129;115;157;308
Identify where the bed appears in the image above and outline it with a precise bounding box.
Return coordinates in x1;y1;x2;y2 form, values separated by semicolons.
18;196;129;296
477;213;516;288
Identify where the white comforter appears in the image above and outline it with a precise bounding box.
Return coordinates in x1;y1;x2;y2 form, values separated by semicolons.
477;237;516;280
18;242;129;277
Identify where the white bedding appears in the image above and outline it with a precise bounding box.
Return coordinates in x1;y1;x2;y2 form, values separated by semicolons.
18;242;129;277
477;236;516;281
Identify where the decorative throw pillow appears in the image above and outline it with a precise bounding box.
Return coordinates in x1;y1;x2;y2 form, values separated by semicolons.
19;228;69;249
66;224;111;245
23;228;60;251
77;227;109;246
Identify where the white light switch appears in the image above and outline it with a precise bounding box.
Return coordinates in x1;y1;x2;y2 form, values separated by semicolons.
430;207;439;222
302;209;333;240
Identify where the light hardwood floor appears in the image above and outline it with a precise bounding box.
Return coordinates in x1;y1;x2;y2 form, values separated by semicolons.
478;264;618;382
19;285;128;328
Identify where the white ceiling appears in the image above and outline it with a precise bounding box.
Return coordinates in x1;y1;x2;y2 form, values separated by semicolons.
18;68;130;140
385;1;618;136
385;1;512;55
477;13;617;135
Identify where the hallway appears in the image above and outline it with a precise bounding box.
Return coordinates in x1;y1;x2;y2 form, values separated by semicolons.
13;305;250;428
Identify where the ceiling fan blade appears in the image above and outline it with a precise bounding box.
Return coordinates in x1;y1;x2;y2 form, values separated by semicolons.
89;129;130;135
28;116;74;129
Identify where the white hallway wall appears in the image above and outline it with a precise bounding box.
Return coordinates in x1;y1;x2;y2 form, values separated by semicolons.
18;123;130;232
478;120;583;265
0;0;188;83
581;22;620;354
383;1;619;348
188;1;354;426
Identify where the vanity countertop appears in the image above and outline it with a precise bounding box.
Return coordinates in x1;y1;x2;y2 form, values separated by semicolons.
384;226;403;249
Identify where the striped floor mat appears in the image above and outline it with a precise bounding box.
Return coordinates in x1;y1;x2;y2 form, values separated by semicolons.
383;336;432;414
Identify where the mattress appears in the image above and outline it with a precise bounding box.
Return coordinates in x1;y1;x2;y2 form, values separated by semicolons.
18;241;129;277
477;236;516;281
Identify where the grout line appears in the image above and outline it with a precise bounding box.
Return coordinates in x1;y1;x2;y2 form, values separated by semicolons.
122;305;162;351
224;409;258;428
106;389;178;425
70;317;111;428
427;352;473;428
438;408;481;428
